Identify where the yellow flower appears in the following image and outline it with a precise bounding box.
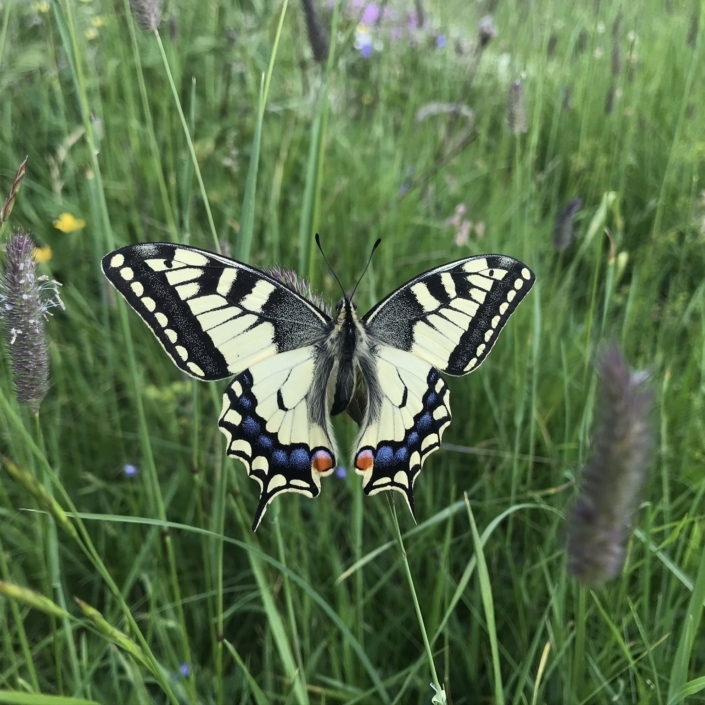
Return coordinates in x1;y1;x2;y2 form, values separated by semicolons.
33;246;53;263
91;16;107;28
53;213;86;233
32;1;50;12
84;27;98;40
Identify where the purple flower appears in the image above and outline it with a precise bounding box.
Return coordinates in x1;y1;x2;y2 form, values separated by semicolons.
179;662;190;677
123;464;139;478
436;34;446;49
335;466;347;479
360;43;372;57
360;3;380;25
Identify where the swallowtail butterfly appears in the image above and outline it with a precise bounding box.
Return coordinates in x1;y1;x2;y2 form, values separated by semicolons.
102;240;534;530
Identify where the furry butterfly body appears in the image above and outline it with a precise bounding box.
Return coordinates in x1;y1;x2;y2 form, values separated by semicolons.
102;242;534;529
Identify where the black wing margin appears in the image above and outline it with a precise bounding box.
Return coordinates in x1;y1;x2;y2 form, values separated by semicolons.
102;243;330;380
362;255;534;376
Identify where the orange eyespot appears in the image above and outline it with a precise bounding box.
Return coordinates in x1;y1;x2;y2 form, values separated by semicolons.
311;450;334;473
355;449;374;472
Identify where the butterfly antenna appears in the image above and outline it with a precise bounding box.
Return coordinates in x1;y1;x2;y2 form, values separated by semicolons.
315;233;346;300
350;238;382;301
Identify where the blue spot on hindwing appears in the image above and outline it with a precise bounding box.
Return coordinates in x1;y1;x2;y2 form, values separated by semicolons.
376;446;394;467
256;435;273;451
242;416;260;437
239;395;252;410
272;449;287;467
418;413;433;432
395;447;409;464
407;431;419;447
426;391;437;407
290;448;310;471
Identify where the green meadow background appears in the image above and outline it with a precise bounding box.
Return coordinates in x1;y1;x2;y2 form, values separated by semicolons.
1;0;705;702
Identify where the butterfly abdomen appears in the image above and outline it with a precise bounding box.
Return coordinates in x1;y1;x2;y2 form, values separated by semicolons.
329;299;359;416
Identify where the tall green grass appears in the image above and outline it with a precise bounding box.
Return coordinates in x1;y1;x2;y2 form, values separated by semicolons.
1;0;704;703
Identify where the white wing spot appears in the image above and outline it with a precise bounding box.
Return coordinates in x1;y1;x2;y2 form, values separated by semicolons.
188;295;230;315
411;282;441;312
175;283;200;300
175;345;188;361
468;274;493;292
217;268;238;296
267;474;287;493
373;477;392;487
522;268;532;280
421;434;438;452
223;409;242;426
142;297;156;312
476;343;486;356
187;362;205;377
463;258;488;274
120;267;134;281
451;298;479;317
145;258;185;272
433;406;447;420
165;329;178;344
199;308;241;332
507;290;517;302
465;357;478;371
130;282;144;297
165;267;202;286
110;254;125;268
514;278;524;289
484;329;494;342
499;303;509;315
241;280;276;312
491;315;500;328
393;471;409;487
230;439;251;457
290;479;310;488
233;382;243;396
410;451;421;470
252;456;269;474
174;249;210;267
155;313;168;327
470;288;487;304
440;272;456;298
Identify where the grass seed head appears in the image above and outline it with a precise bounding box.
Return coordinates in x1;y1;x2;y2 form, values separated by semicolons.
478;15;498;47
0;231;63;412
300;0;330;63
506;79;528;134
553;197;583;251
567;345;655;588
129;0;162;31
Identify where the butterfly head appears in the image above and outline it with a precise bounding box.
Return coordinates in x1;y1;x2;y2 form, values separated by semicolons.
335;298;358;315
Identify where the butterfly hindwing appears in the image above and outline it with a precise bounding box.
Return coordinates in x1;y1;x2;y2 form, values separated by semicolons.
102;243;330;380
218;346;337;530
354;347;451;517
362;255;535;376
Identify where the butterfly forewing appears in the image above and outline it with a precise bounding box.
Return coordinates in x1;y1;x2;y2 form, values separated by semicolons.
101;243;330;380
363;255;535;376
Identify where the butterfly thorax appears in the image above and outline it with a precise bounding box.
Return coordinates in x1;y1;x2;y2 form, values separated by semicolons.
328;298;368;416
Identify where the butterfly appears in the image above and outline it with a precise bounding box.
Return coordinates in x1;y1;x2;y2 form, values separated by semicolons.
102;239;534;530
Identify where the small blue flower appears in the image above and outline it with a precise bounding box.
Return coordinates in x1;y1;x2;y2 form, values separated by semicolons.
360;42;373;58
335;466;347;479
179;662;190;677
436;34;447;49
123;464;139;478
